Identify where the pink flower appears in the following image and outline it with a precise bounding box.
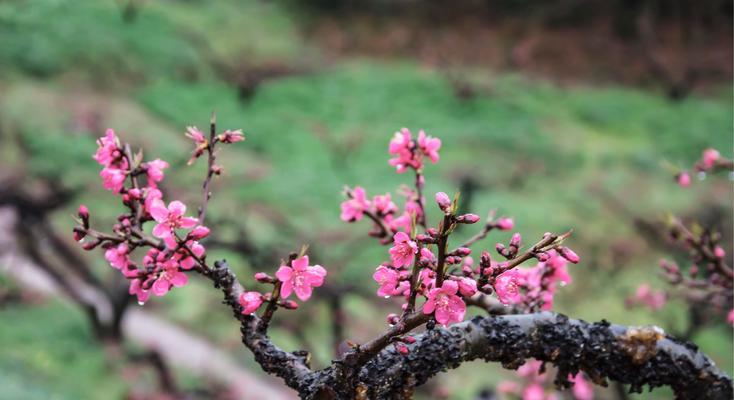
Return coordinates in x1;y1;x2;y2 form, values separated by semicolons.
100;166;127;193
239;291;264;314
151;260;188;296
146;159;169;185
417;130;441;163
727;309;734;326
494;269;522;304
385;212;412;232
569;373;594;400
496;217;514;231
701;148;720;169
372;193;398;215
517;359;543;378
389;232;418;268
677;171;691;187
275;255;327;301
714;246;725;259
178;240;206;270
522;383;546;400
150;200;199;248
143;188;163;215
388;128;417;173
104;243;129;269
218;129;245;143
373;265;401;297
341;186;370;222
455;277;477;297
93;129;120;167
129;278;150;304
435;191;451;213
185;126;207;144
423;280;466;325
419;247;436;263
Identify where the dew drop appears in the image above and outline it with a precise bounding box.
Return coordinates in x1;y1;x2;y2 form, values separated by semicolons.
560;282;567;287
137;301;146;306
384;295;391;299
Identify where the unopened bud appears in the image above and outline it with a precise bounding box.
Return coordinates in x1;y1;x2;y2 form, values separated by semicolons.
435;192;451;214
82;238;101;251
396;343;409;355
254;272;274;283
495;243;507;255
78;205;90;228
73;228;87;241
282;300;299;310
387;313;400;326
426;228;439;237
457;214;480;224
714;246;726;259
495;217;514;231
415;234;435;244
535;252;550;262
128;188;142;199
454;247;472;257
189;226;210;240
558;246;580;264
509;233;522;248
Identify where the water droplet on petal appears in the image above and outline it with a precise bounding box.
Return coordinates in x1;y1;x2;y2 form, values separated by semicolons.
560;282;567;287
384;295;391;299
137;301;145;306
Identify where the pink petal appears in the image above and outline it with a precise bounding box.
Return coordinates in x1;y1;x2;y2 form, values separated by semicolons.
169;272;188;287
149;200;169;222
168;200;186;217
152;223;170;238
423;297;436;314
434;307;450;325
152;279;171;296
294;284;313;301
275;266;293;282
180;217;198;229
441;280;459;295
280;280;293;299
292;256;309;270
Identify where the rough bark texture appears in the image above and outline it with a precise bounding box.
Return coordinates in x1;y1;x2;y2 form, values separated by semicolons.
210;261;732;400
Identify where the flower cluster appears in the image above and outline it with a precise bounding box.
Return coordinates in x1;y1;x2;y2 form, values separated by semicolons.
75;124;325;314
496;359;594;400
625;283;667;311
676;148;733;187
341;129;579;330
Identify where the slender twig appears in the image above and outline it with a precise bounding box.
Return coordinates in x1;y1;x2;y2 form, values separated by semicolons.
198;113;218;225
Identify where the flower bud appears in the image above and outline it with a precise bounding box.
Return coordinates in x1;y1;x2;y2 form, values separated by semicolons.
82;238;101;251
402;336;416;344
254;272;274;283
495;217;514;231
457;213;480;224
535;252;550;262
676;171;691;187
189;226;211;240
78;205;90;227
714;246;726;259
426;228;439;237
396;343;409;355
282;300;299;310
73;228;87;242
415;234;435;244
495;243;507;255
435;192;451;214
128;188;142;199
558;246;580;264
509;233;522;248
387;313;400;326
454;247;472;257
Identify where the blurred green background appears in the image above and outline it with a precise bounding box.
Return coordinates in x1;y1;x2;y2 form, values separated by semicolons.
0;1;731;399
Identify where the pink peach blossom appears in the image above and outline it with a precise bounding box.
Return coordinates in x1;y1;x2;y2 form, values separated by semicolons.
372;193;398;215
341;186;370;222
151;260;188;296
150;200;199;248
218;129;245;143
129;278;150;304
104;243;129;269
389;232;418;268
494;269;522;304
146;159;169;185
373;265;401;297
275;255;327;301
677;171;691;187
456;277;477;297
423;280;466;325
100;166;127;193
239;291;264;314
496;217;514;231
417;130;441;163
93;129;120;167
701;148;720;169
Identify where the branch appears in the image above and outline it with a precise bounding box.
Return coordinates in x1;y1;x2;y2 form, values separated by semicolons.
207;260;313;392
357;312;732;399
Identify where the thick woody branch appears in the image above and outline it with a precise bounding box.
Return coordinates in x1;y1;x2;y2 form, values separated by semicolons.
356;312;732;400
207;260;313;392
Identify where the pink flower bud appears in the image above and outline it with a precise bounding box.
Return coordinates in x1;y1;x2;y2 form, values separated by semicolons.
558;246;580;264
714;246;726;259
454;247;472;257
73;228;86;242
415;234;434;244
254;272;273;283
396;343;409;355
435;192;451;213
387;313;400;325
676;171;691;187
283;300;299;310
78;205;90;220
457;214;480;224
535;252;550;262
701;148;720;169
509;233;521;248
403;336;416;344
426;228;439;237
495;217;514;231
128;188;142;199
480;251;491;265
190;226;210;240
82;239;101;251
